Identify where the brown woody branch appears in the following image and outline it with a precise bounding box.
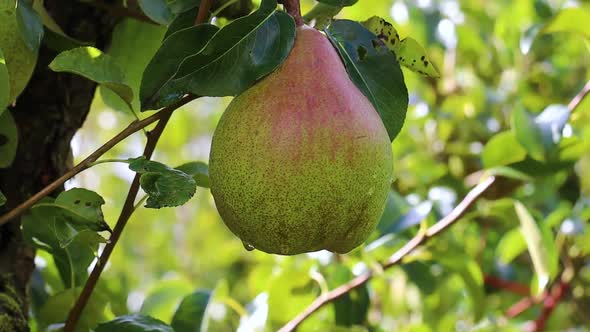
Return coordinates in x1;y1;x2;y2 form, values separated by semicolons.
278;176;496;332
0;95;196;227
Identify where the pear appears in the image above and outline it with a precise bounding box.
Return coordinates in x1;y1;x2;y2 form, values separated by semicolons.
0;1;37;103
209;25;393;255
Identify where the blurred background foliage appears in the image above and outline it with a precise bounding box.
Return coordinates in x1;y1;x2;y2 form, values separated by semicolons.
31;0;590;331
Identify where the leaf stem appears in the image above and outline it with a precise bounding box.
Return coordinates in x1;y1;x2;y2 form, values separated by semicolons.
277;176;496;332
87;158;130;167
279;0;303;26
0;95;196;228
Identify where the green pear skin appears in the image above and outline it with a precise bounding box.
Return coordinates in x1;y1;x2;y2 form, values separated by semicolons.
209;26;393;255
0;1;37;103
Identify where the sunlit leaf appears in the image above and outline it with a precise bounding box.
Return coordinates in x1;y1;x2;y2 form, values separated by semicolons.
514;201;559;294
49;47;134;108
496;228;526;264
316;0;357;7
482;131;527;168
171;290;212;332
39;287;109;330
540;7;590;40
325;19;408;141
96;314;173;332
140;279;194;322
0;110;18;168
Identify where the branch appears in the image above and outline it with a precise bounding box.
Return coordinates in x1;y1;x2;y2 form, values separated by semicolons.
531;281;569;332
64;0;212;329
279;0;303;26
0;95;196;227
484;275;530;297
568;80;590;112
278;176;496;332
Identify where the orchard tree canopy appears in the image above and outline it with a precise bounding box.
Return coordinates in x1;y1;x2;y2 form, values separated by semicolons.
0;0;589;331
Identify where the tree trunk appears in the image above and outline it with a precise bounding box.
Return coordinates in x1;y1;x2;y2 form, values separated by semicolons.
0;2;116;330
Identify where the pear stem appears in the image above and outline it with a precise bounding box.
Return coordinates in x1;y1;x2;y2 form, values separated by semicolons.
281;0;304;26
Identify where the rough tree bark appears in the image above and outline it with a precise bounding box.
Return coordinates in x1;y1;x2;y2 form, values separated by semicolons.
0;1;116;330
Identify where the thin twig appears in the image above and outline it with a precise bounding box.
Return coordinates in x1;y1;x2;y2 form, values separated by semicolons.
0;95;195;227
568;80;590;112
531;281;569;332
484;274;530;297
64;0;212;329
278;176;496;332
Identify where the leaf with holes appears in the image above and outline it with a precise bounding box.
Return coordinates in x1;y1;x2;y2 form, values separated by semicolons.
325;19;408;141
49;46;134;109
128;157;197;208
140;23;219;111
0;110;18;168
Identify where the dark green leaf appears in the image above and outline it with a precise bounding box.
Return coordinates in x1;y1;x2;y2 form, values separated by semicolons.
0;49;9;109
328;265;369;326
512;105;570;161
16;0;44;52
96;314;174;332
49;46;134;109
39;287;109;330
33;0;88;52
168;0;200;14
140;24;219;111
138;0;174;25
316;0;357;7
165;9;198;39
129;157;197;208
147;0;296;107
176;161;210;188
325;19;408;141
0;110;18;168
482;131;527;168
171;290;212;332
0;189;5;206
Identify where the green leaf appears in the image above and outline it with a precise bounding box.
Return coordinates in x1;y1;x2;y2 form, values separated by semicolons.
168;0;200;14
140;279;194;322
49;46;134;109
102;19;167;112
148;0;296;107
540;7;590;40
512;105;570;161
496;228;526;264
39;287;109;330
0;49;9;109
327;265;369;326
128;157;197;208
171;290;212;332
316;0;357;7
16;0;44;52
95;314;173;332
482;131;527;168
140;24;219;111
138;0;174;25
0;110;18;168
325;19;409;141
514;201;559;294
175;161;210;188
165;9;199;39
437;254;485;320
33;0;87;52
23;188;109;287
0;190;5;206
32;188;111;234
